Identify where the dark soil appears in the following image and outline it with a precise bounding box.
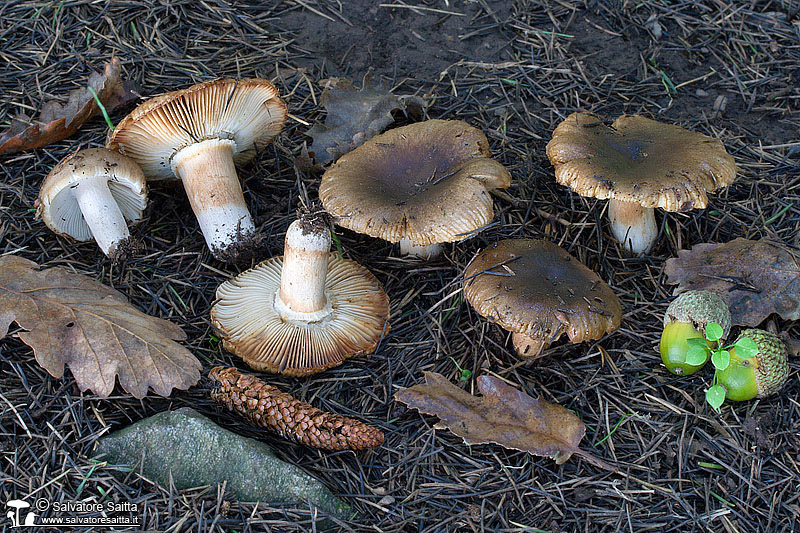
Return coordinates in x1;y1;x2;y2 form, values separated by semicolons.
2;1;800;532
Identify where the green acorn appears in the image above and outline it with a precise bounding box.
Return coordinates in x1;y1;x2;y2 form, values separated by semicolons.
660;290;730;375
718;329;789;401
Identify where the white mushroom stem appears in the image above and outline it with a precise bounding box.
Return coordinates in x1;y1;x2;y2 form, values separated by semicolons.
608;199;658;256
275;219;332;322
171;138;255;254
399;238;442;259
73;174;130;256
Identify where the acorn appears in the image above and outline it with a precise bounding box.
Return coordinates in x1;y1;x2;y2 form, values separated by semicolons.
718;329;789;401
660;290;730;375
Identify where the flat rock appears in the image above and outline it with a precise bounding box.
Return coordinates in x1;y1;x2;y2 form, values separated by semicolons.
92;407;350;519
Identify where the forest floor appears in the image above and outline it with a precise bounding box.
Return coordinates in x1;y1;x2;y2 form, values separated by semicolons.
2;1;800;531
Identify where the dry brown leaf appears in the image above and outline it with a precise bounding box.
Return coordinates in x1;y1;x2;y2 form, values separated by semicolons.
394;372;612;469
0;255;201;398
0;58;140;156
664;238;800;326
307;74;404;165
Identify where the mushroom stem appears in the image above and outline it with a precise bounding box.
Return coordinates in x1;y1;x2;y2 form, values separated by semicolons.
399;238;442;259
512;332;548;359
276;219;331;319
72;174;131;256
607;199;657;255
171;138;255;256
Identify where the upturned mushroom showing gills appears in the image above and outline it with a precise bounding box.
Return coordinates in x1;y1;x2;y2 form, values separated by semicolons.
660;290;730;376
107;78;287;261
463;239;622;359
546;112;736;255
37;148;147;259
319;119;511;259
718;329;789;401
210;211;390;376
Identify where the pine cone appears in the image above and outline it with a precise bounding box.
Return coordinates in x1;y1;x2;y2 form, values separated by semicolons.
208;366;384;451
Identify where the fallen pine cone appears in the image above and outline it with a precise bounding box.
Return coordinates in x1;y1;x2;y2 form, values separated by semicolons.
208;366;384;451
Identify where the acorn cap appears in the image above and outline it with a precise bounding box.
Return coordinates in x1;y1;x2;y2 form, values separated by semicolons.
37;148;147;241
319;119;511;247
107;78;287;180
739;329;789;398
210;254;390;376
546;112;736;211
663;290;731;338
463;239;622;354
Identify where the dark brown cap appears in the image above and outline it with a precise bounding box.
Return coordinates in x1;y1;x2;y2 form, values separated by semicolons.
546;112;736;211
463;239;622;358
319;119;511;246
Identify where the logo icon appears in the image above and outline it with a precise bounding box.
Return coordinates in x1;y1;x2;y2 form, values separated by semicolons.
5;500;37;527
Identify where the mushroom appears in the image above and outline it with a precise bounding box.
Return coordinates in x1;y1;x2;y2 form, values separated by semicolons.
319;119;511;259
210;211;390;376
37;148;147;259
463;239;622;358
546;112;736;255
106;78;287;261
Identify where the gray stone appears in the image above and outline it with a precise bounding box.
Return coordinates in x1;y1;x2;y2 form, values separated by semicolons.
92;407;350;520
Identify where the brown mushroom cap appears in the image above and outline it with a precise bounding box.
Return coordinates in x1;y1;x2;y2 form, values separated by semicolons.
107;78;287;180
210;253;390;376
546;112;736;211
319;119;511;246
463;239;622;352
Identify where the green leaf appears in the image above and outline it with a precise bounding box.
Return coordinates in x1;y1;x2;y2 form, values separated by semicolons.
686;337;708;348
705;323;724;342
711;349;730;371
685;345;709;366
706;385;726;411
735;337;758;359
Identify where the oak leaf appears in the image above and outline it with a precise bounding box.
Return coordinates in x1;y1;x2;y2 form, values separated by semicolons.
394;372;612;469
0;255;201;398
307;74;403;165
0;57;140;156
664;238;800;326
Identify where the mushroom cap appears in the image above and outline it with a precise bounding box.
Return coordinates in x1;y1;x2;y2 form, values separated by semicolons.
319;119;511;247
463;239;622;348
107;78;287;180
210;253;390;376
546;112;736;211
37;148;147;241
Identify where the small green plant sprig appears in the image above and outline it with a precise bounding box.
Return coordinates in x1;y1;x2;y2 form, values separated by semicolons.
449;357;472;382
685;323;758;411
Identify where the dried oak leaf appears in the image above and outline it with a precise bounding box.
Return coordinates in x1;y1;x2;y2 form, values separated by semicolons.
394;372;612;469
664;238;800;326
307;74;403;165
0;57;140;156
0;255;201;398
